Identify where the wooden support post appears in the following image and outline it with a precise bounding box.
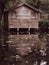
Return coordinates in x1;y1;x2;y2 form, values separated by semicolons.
28;28;30;35
17;28;19;35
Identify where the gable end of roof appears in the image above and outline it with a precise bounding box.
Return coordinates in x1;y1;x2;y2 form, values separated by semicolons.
4;3;43;13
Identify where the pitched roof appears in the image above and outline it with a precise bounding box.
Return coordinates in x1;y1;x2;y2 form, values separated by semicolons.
4;2;43;13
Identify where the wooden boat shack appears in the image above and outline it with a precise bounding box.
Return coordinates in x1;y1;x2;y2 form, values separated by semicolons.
4;2;42;55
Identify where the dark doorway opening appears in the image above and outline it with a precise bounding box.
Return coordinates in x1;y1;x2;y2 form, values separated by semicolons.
30;28;38;34
19;28;29;35
9;28;17;35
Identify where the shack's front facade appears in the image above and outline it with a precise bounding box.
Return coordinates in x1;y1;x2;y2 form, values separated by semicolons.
5;3;42;56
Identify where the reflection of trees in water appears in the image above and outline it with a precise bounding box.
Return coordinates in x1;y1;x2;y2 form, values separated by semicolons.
0;41;48;65
15;49;47;65
0;47;47;65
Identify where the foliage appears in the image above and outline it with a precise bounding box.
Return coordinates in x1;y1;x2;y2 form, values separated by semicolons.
26;0;36;5
39;20;48;40
26;0;41;8
25;0;49;13
39;41;46;50
5;0;22;9
39;19;49;50
40;1;49;13
4;0;49;14
39;19;49;34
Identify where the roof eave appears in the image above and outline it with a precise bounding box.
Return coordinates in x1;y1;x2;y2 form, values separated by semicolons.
4;3;43;13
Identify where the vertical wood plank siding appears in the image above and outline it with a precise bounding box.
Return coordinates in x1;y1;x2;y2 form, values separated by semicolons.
8;6;40;55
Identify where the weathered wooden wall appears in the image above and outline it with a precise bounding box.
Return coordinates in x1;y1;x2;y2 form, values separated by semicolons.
8;6;40;55
8;6;40;28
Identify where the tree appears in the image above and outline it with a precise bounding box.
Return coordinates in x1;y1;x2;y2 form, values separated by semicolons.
0;0;11;64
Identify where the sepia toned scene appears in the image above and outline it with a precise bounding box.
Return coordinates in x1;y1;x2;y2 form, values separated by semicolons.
0;0;49;65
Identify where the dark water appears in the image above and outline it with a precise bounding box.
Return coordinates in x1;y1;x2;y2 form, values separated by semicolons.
0;50;48;65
